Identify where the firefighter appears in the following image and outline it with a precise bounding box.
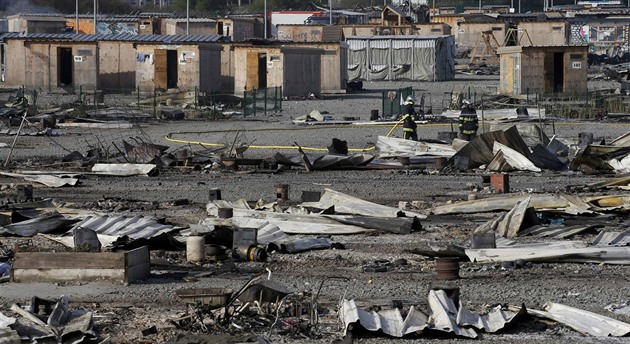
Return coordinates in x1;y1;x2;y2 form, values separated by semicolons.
458;99;478;141
401;96;418;141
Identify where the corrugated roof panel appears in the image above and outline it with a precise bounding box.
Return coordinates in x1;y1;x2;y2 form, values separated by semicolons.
392;39;413;49
0;32;228;43
369;38;391;49
414;38;436;49
347;39;367;50
70;215;181;240
593;230;630;246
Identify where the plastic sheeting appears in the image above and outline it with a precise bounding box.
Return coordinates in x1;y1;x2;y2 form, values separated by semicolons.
346;35;455;81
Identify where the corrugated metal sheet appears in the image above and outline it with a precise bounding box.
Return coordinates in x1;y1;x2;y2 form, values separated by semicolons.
0;32;228;43
369;39;390;49
348;35;451;40
69;215;181;240
14;12;170;19
536;302;630;337
414;39;435;48
167;18;217;23
519;224;600;239
392;39;412;49
347;38;367;50
593;230;630;246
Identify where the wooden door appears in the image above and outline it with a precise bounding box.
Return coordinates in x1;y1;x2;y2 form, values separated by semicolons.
154;49;167;90
245;52;258;91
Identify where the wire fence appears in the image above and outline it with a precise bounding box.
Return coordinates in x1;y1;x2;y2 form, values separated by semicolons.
242;87;283;116
0;85;286;163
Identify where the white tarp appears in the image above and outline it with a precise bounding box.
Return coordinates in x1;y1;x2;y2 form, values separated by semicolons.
376;136;457;158
91;163;156;176
302;188;426;219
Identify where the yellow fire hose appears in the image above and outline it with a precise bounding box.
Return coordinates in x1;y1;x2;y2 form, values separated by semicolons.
164;118;407;152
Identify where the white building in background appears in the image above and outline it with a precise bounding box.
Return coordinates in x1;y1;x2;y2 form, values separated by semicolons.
577;0;623;5
129;0;173;6
391;0;428;5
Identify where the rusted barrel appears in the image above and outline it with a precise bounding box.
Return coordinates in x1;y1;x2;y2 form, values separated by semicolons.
435;257;460;280
236;244;268;262
276;184;289;200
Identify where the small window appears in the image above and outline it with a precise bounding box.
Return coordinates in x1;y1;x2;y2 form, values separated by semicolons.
552;26;562;31
570;53;583;60
492;26;503;31
431;28;441;32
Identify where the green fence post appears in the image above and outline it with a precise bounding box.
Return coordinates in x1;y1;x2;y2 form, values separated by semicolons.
253;88;257;117
153;88;157;119
137;86;140;107
264;87;268;116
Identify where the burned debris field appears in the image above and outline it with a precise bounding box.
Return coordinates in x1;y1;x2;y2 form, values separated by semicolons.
2;76;630;344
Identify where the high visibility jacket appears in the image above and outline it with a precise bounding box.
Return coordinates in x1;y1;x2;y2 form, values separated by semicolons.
459;110;478;135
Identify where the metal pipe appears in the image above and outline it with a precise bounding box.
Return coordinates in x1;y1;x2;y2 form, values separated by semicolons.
75;0;79;34
186;0;190;35
5;111;27;167
264;0;267;39
481;96;485;134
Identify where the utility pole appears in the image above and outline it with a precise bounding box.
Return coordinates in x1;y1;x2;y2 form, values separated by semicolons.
186;0;190;35
264;0;267;38
75;0;79;34
329;0;332;25
93;0;97;34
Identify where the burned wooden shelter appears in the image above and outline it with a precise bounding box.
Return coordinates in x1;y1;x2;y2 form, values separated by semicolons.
497;45;588;96
0;33;226;93
221;42;347;96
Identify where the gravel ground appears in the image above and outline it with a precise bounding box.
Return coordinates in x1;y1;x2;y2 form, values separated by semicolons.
1;75;630;343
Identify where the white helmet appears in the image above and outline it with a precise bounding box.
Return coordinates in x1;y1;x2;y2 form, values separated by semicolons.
405;95;415;104
462;99;471;105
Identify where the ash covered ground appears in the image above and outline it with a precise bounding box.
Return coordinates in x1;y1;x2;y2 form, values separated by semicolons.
1;75;630;343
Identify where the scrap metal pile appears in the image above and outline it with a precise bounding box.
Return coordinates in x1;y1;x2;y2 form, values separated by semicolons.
4;110;630;341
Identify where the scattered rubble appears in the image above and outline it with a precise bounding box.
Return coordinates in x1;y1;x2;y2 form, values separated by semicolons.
2;81;630;343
